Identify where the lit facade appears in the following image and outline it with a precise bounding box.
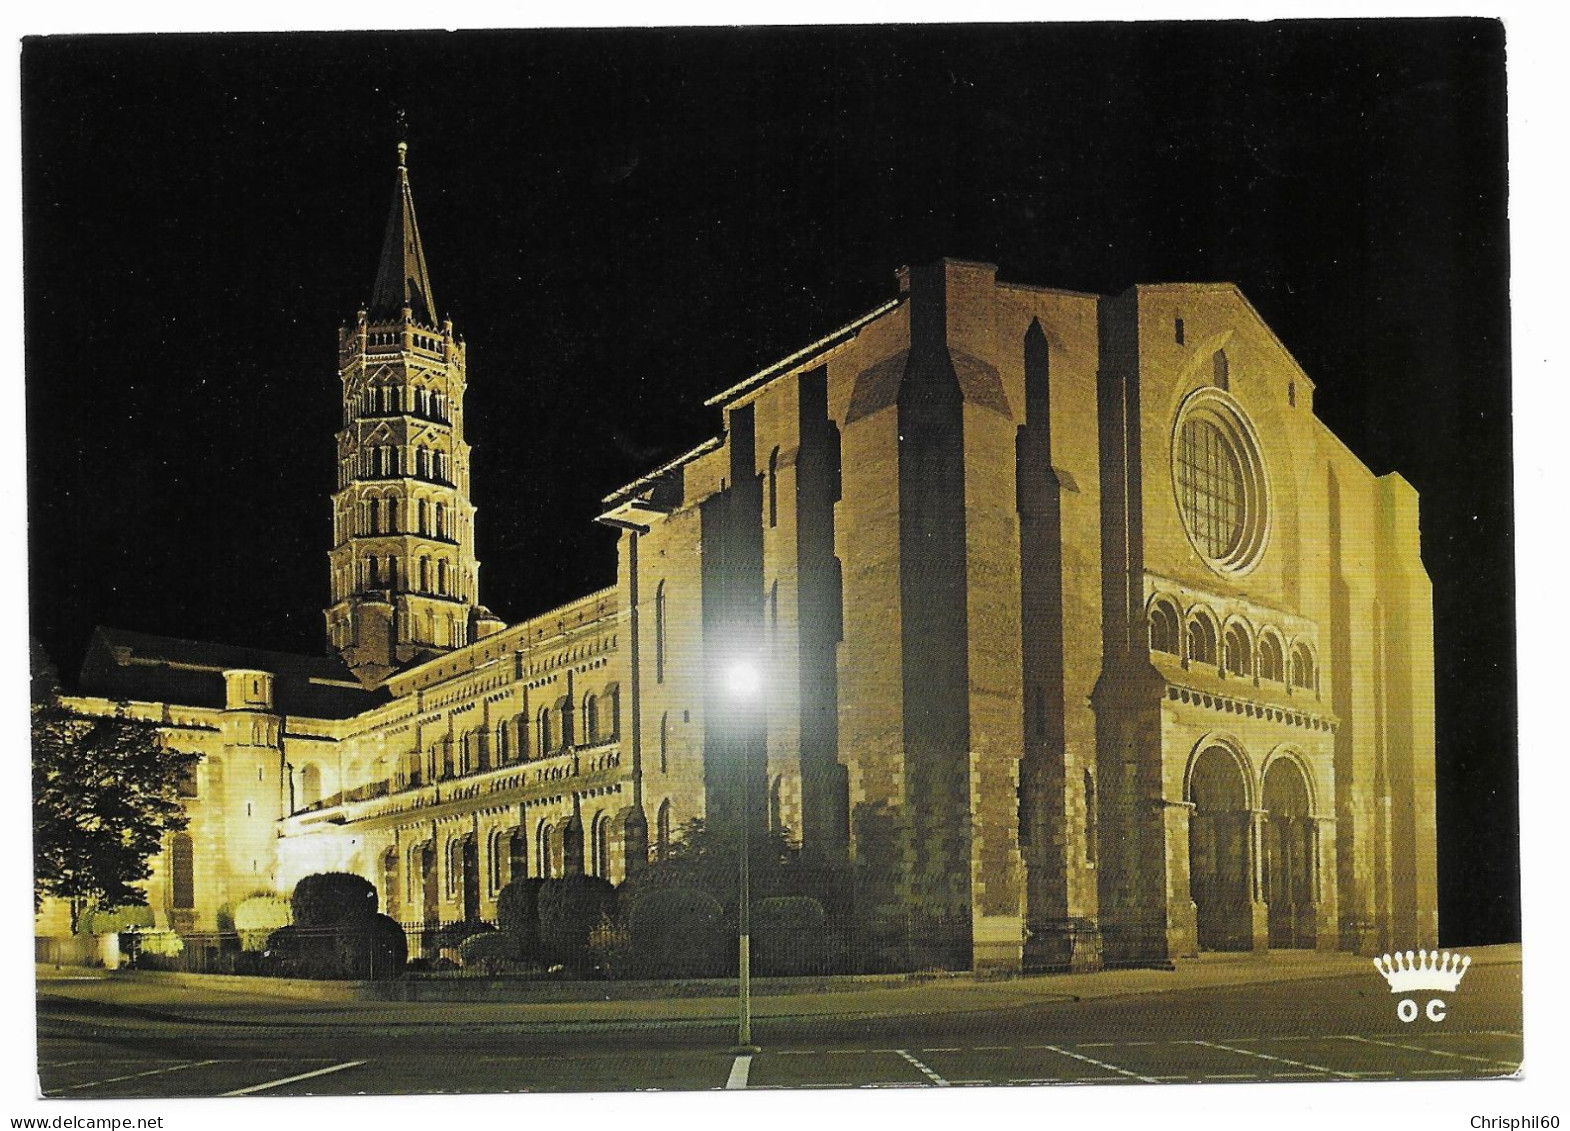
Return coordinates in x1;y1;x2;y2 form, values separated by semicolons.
55;152;1438;970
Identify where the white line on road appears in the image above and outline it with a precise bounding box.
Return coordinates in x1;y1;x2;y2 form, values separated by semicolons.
1341;1035;1520;1070
896;1049;951;1086
725;1055;752;1090
222;1060;368;1097
1193;1039;1355;1080
1043;1044;1161;1084
63;1059;219;1091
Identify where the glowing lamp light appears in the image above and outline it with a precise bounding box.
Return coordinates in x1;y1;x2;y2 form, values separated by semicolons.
724;659;762;701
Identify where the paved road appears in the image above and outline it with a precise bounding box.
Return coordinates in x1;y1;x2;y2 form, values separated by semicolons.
36;950;1522;1097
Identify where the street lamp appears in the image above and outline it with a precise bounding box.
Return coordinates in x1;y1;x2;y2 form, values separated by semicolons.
725;657;762;1054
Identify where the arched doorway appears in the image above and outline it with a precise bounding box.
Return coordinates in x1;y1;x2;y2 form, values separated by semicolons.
419;841;439;944
1263;758;1317;948
460;834;481;923
1188;745;1253;951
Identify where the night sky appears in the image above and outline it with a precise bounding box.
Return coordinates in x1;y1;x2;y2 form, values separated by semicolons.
21;23;1514;944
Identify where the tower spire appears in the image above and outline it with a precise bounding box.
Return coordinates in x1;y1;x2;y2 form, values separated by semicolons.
370;139;437;326
329;146;496;687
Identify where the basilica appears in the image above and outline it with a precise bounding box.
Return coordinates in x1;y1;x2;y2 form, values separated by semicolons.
52;145;1438;971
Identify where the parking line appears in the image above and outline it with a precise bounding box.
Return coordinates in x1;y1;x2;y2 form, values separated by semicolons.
1043;1044;1160;1084
221;1060;368;1097
1341;1035;1520;1070
726;1056;752;1090
63;1060;219;1091
896;1049;950;1087
1192;1039;1353;1080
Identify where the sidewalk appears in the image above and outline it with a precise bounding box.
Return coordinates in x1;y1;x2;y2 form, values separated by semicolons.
37;943;1519;1037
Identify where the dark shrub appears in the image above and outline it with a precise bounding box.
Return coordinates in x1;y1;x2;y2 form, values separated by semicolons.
496;877;545;939
264;913;405;979
537;875;616;971
291;873;377;927
430;920;494;951
753;896;830;976
336;913;407;979
405;955;459;973
458;930;533;973
628;886;726;978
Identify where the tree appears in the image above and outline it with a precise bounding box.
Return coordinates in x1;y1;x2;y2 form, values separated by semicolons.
31;654;201;934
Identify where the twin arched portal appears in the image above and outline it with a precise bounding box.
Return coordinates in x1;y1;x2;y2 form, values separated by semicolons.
1187;740;1319;950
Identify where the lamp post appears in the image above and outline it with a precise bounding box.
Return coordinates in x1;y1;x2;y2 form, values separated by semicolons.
725;658;763;1054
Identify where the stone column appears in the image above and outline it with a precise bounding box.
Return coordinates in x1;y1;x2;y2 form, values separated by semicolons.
1248;809;1270;951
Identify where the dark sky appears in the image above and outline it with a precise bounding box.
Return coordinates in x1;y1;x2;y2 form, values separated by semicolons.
21;23;1513;944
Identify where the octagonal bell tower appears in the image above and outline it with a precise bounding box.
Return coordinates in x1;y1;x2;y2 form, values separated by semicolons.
326;142;502;687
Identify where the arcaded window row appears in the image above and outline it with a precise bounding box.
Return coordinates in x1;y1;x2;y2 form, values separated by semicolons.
1147;596;1317;691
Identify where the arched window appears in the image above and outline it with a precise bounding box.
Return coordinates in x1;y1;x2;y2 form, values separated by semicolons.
1224;623;1253;676
582;694;599;744
1084;769;1098;865
496;721;510;765
1290;643;1316;690
1186;612;1218;666
1259;633;1286;682
417;446;430;479
435;502;446;540
768;446;780;528
537;706;552;756
591;814;610;878
659;712;669;773
418;556;430;593
656;800;672;861
387;495;401;534
1213;349;1230;391
170;833;194;909
418;498;430;536
1148;600;1180;655
508;827;527;884
300;764;322;809
654;581;667;684
535;819;551;879
437;559;448;595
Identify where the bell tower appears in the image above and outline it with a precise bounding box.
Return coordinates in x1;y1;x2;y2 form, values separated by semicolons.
326;142;501;686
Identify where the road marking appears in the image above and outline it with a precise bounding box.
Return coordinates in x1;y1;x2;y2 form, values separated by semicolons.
222;1060;368;1097
725;1055;752;1090
920;1047;960;1052
1042;1044;1160;1084
1008;1077;1063;1083
1411;1068;1465;1075
1341;1035;1520;1070
777;1050;816;1056
973;1046;1011;1051
63;1059;219;1091
1203;1073;1258;1080
1077;1041;1113;1048
1192;1039;1354;1079
896;1049;950;1087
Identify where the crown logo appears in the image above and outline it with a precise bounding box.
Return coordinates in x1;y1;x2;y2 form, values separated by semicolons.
1373;949;1472;994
